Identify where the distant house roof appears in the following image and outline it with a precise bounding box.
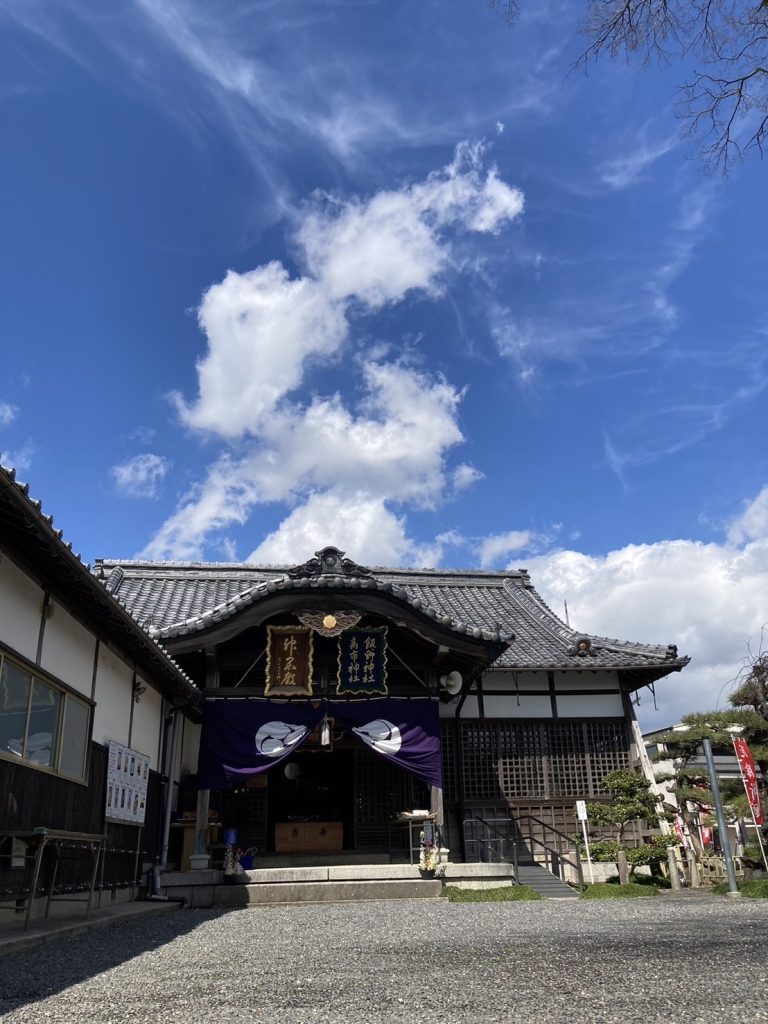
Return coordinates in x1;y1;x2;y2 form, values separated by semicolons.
93;547;689;682
0;464;202;715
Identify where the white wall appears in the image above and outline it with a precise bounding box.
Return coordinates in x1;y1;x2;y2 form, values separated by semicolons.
92;644;132;746
553;670;622;691
130;678;163;768
0;553;43;663
438;696;479;719
556;692;625;717
483;694;553;718
483;670;549;691
39;601;96;698
438;667;626;720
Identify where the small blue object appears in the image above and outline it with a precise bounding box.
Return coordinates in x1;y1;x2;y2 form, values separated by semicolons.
223;828;238;846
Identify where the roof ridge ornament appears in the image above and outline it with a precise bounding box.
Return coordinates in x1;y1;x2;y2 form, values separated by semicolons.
287;547;372;580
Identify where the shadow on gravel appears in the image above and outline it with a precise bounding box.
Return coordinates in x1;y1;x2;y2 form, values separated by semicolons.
0;907;230;1016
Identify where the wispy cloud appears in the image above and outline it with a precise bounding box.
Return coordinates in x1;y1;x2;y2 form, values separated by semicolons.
600;131;678;190
110;453;171;499
603;336;768;484
0;402;17;426
0;440;34;472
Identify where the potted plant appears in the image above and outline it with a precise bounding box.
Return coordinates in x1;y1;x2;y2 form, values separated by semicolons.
419;828;440;877
223;844;243;883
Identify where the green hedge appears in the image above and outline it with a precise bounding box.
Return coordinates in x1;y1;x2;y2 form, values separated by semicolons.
712;879;768;898
440;885;543;902
581;882;658;899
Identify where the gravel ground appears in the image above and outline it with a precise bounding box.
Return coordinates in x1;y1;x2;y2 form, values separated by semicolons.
1;895;767;1024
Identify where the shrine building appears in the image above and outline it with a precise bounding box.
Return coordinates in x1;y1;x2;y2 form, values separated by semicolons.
95;545;688;866
0;460;689;914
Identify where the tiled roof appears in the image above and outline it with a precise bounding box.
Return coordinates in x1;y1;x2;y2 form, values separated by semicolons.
92;555;688;675
0;464;202;711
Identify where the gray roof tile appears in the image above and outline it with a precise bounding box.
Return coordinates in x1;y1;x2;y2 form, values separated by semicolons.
92;556;688;674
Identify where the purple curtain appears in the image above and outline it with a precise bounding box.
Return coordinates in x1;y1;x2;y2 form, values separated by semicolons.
197;697;442;791
332;699;442;789
197;700;323;790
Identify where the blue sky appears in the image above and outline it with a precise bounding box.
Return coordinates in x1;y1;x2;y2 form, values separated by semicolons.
1;0;766;726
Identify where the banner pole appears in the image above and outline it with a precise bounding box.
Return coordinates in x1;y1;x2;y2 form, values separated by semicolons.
732;736;768;872
580;819;594;884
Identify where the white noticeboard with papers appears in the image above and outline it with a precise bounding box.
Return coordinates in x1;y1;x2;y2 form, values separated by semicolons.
105;741;150;825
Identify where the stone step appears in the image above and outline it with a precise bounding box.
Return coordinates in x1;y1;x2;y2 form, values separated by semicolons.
515;863;579;900
241;864;427;884
215;878;443;906
239;862;517;885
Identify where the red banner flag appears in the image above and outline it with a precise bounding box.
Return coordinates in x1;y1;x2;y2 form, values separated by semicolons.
733;736;764;826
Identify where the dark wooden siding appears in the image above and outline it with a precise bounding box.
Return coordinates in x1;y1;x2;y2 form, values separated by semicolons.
0;744;165;897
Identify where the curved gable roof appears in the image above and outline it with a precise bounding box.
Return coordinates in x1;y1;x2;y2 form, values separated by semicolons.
93;547;688;677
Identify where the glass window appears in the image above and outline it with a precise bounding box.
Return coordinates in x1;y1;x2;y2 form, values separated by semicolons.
27;678;62;767
0;654;90;781
59;697;89;779
0;659;32;759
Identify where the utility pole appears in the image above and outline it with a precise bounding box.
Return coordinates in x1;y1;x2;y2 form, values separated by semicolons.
702;736;740;895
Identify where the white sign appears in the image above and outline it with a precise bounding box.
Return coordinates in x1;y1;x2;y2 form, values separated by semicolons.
576;799;588;822
106;741;150;825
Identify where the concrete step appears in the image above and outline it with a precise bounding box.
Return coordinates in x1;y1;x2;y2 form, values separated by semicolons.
515;863;579;900
215;878;443;906
253;853;391;868
241;864;428;884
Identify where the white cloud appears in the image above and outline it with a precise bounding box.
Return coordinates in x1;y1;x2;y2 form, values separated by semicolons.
0;402;17;426
174;264;347;438
250;493;421;567
143;360;467;559
727;485;768;545
110;453;171;499
0;440;33;473
146;145;522;559
479;530;532;568
175;144;522;441
452;463;484;492
527;498;768;728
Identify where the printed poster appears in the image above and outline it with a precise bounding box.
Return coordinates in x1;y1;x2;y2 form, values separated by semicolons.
106;740;150;825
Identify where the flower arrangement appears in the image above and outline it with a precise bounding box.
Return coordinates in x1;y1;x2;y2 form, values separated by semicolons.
419;828;440;874
223;844;243;876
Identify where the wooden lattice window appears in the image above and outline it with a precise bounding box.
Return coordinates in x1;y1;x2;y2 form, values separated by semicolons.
458;718;630;802
585;721;630;792
460;721;502;800
547;722;590;796
497;721;547;798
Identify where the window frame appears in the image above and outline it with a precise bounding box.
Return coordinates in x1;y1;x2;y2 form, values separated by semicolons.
0;643;94;784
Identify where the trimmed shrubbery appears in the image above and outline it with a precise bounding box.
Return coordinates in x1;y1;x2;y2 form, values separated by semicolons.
440;885;543;902
712;879;768;898
580;882;658;899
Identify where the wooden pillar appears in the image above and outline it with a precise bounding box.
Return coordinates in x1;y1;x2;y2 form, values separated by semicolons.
430;785;445;843
191;647;219;869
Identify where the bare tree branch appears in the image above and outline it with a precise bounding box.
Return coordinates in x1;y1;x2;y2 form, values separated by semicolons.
573;2;768;172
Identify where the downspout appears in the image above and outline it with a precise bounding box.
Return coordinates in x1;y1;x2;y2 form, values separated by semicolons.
151;707;183;898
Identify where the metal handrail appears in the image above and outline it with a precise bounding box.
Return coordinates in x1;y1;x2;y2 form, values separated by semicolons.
515;814;584;891
462;813;584;893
